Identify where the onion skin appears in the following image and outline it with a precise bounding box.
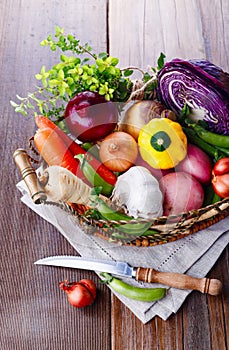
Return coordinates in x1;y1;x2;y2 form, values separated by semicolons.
64;91;118;142
119;100;165;141
159;172;204;216
59;279;96;308
99;131;138;172
135;153;173;179
176;143;212;184
212;158;229;198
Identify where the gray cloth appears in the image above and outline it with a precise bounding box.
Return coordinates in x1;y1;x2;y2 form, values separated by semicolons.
17;180;229;323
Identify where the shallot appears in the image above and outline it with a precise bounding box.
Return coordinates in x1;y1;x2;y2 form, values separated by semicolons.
59;279;96;308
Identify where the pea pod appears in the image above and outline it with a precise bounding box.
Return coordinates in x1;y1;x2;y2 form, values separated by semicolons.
90;196;154;237
186;121;229;148
100;272;166;302
76;154;114;196
183;127;229;162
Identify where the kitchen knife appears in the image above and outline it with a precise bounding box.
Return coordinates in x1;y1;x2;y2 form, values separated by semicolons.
34;256;222;295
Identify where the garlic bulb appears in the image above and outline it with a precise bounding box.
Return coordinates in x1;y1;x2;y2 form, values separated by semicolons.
111;166;163;219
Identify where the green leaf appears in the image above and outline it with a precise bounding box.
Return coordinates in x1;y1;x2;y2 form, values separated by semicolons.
123;69;133;77
98;52;108;60
95;58;104;66
49;79;59;88
35;74;42;80
16;94;26;101
66;77;74;85
111;57;119;66
106;66;116;75
157;52;166;70
58;69;65;80
40;39;49;46
55;26;64;37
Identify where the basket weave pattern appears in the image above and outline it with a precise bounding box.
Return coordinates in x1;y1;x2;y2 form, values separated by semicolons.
44;197;229;246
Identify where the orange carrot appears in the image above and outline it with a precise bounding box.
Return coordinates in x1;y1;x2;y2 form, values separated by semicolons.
33;127;89;183
35;116;117;186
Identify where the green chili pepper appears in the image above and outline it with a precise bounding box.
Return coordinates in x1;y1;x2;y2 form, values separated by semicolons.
92;196;130;221
100;272;166;302
76;154;114;196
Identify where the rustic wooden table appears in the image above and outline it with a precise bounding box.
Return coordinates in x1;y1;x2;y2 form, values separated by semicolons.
1;1;228;349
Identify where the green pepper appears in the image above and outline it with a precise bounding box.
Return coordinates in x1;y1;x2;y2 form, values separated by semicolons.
81;142;101;160
100;272;166;302
76;154;114;196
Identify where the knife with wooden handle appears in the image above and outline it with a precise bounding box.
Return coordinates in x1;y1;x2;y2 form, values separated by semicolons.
135;267;221;295
35;256;222;295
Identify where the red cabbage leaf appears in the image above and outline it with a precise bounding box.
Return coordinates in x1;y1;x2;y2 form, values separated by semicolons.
157;59;229;135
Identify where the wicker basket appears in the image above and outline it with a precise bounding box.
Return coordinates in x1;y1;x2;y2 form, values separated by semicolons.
14;148;229;247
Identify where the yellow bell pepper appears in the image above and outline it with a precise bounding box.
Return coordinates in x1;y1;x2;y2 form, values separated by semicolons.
138;118;187;169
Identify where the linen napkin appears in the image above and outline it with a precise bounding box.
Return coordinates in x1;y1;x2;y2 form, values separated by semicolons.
17;180;229;323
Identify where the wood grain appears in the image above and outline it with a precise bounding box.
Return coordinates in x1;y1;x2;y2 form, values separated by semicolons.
109;0;229;71
0;1;228;349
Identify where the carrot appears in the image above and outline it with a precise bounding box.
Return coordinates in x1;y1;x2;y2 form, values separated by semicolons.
35;116;117;186
33;127;88;183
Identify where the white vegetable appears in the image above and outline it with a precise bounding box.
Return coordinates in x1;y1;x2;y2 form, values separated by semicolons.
111;166;163;219
38;165;92;205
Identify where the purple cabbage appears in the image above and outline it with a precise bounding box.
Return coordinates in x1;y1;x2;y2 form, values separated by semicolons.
157;58;229;135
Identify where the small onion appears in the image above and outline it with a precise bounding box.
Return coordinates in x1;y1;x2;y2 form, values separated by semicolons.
99;131;138;172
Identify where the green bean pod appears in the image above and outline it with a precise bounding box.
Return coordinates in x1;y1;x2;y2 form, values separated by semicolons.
100;272;166;302
91;196;154;237
186;123;229;148
183;127;220;159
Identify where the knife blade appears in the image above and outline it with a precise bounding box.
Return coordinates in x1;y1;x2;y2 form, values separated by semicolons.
34;255;222;295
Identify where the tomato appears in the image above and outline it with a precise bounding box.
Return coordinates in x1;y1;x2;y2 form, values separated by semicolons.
212;158;229;198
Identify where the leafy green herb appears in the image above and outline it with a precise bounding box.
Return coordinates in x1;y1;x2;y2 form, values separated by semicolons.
11;26;133;121
11;26;166;124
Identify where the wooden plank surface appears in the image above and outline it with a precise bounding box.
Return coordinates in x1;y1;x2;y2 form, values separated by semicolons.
0;1;228;349
109;0;229;71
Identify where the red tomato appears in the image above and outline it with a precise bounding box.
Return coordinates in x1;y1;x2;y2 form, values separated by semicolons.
212;158;229;198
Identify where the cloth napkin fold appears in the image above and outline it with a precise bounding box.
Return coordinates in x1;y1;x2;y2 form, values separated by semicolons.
17;180;229;323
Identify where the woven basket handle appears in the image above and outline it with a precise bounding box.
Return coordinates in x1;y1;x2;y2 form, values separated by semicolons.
13;148;47;204
135;267;222;295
